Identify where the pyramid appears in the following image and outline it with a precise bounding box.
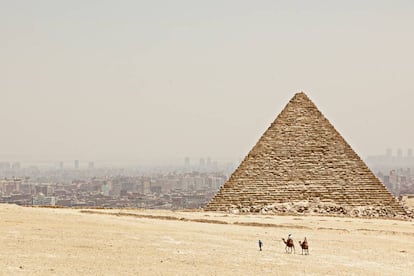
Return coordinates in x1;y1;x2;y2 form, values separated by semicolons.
206;92;407;217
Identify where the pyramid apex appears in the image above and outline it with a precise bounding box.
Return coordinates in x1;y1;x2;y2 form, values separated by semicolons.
294;91;309;98
289;91;313;105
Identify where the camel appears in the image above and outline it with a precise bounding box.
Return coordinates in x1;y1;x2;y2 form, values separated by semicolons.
282;238;295;253
298;237;309;255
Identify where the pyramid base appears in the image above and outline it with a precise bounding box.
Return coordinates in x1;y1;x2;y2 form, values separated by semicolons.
205;200;410;220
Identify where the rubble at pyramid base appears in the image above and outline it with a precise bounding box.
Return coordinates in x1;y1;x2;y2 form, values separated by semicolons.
214;200;412;220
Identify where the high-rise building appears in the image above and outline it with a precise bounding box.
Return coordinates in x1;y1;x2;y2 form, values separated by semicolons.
88;162;94;169
74;160;79;169
184;157;190;167
11;162;21;170
143;181;151;194
101;181;111;196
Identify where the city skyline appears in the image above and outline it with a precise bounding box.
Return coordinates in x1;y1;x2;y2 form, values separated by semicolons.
2;147;414;171
2;1;414;164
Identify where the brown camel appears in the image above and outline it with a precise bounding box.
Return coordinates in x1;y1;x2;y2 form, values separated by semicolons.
282;238;295;253
298;237;309;255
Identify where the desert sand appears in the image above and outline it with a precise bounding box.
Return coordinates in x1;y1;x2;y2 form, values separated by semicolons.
1;204;413;275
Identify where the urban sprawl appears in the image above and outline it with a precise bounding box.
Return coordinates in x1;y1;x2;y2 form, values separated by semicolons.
0;159;231;209
1;149;414;209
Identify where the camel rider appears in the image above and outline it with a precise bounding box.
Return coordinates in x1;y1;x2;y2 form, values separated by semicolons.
288;233;293;241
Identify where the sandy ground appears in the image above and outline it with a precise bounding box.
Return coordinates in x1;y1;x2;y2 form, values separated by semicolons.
1;204;414;275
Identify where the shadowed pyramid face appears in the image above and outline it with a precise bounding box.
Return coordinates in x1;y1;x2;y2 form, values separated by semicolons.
206;92;406;217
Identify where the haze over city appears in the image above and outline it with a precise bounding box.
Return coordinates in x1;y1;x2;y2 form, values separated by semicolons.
2;1;414;166
2;3;414;274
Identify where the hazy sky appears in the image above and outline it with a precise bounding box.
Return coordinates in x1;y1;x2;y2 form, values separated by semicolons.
2;1;414;165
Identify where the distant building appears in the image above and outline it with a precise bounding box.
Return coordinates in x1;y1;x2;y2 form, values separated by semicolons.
184;157;190;167
11;162;21;170
110;182;121;197
0;178;23;195
366;149;414;171
32;193;56;206
199;158;205;168
143;181;151;194
101;181;111;196
74;160;79;170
